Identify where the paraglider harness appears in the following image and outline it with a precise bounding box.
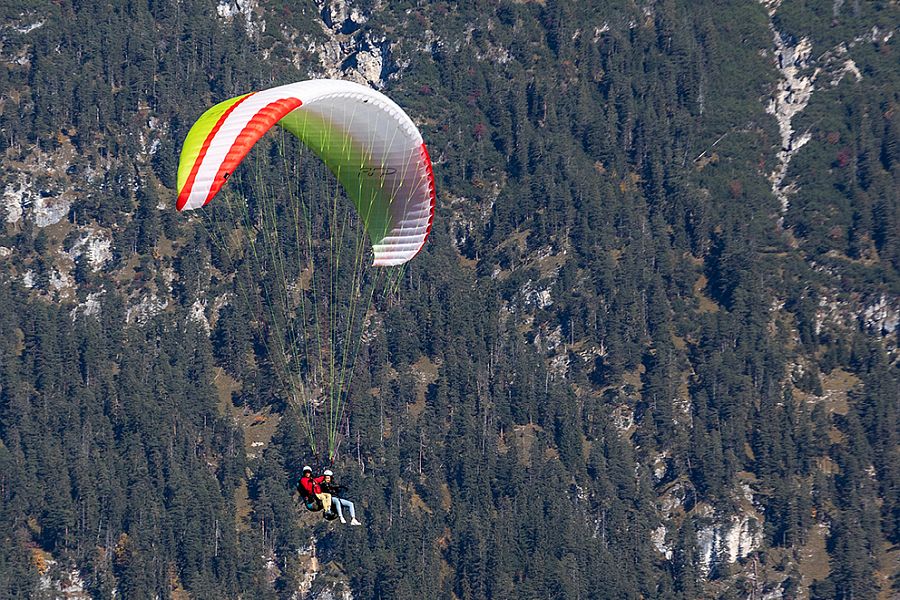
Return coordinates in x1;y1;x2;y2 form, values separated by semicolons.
298;489;321;511
297;476;321;510
297;473;338;520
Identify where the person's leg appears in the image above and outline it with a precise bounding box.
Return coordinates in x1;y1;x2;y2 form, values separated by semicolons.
340;499;356;521
342;499;361;524
331;497;346;522
331;497;345;519
316;493;332;515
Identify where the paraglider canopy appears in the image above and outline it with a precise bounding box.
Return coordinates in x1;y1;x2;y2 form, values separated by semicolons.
176;79;435;266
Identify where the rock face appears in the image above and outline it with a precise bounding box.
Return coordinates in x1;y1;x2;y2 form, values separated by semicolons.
37;557;91;600
67;228;112;271
3;174;71;227
126;294;168;324
318;0;368;35
216;0;263;36
697;512;763;576
762;1;816;219
312;14;394;87
761;0;865;223
861;295;899;336
3;178;28;224
652;525;673;560
71;292;104;321
189;298;210;331
258;0;404;88
291;540;355;600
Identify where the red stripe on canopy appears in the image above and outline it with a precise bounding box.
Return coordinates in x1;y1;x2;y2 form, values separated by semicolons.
412;142;437;260
177;93;256;211
203;97;304;206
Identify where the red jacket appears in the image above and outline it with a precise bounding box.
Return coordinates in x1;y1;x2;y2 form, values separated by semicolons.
299;475;322;497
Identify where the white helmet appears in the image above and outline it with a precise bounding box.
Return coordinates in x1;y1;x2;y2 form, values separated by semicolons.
323;469;334;476
302;465;312;473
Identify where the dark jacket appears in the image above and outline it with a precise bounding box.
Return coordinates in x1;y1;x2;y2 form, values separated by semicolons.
319;479;344;496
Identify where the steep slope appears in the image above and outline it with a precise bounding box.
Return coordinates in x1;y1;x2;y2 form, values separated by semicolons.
0;1;896;598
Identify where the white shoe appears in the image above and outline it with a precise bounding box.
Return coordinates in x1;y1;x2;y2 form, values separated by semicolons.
350;518;361;526
340;516;347;524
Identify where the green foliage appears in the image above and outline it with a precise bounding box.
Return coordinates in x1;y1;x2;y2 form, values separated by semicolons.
0;0;896;597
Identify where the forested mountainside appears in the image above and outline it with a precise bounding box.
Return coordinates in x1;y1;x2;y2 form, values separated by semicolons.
0;1;897;598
